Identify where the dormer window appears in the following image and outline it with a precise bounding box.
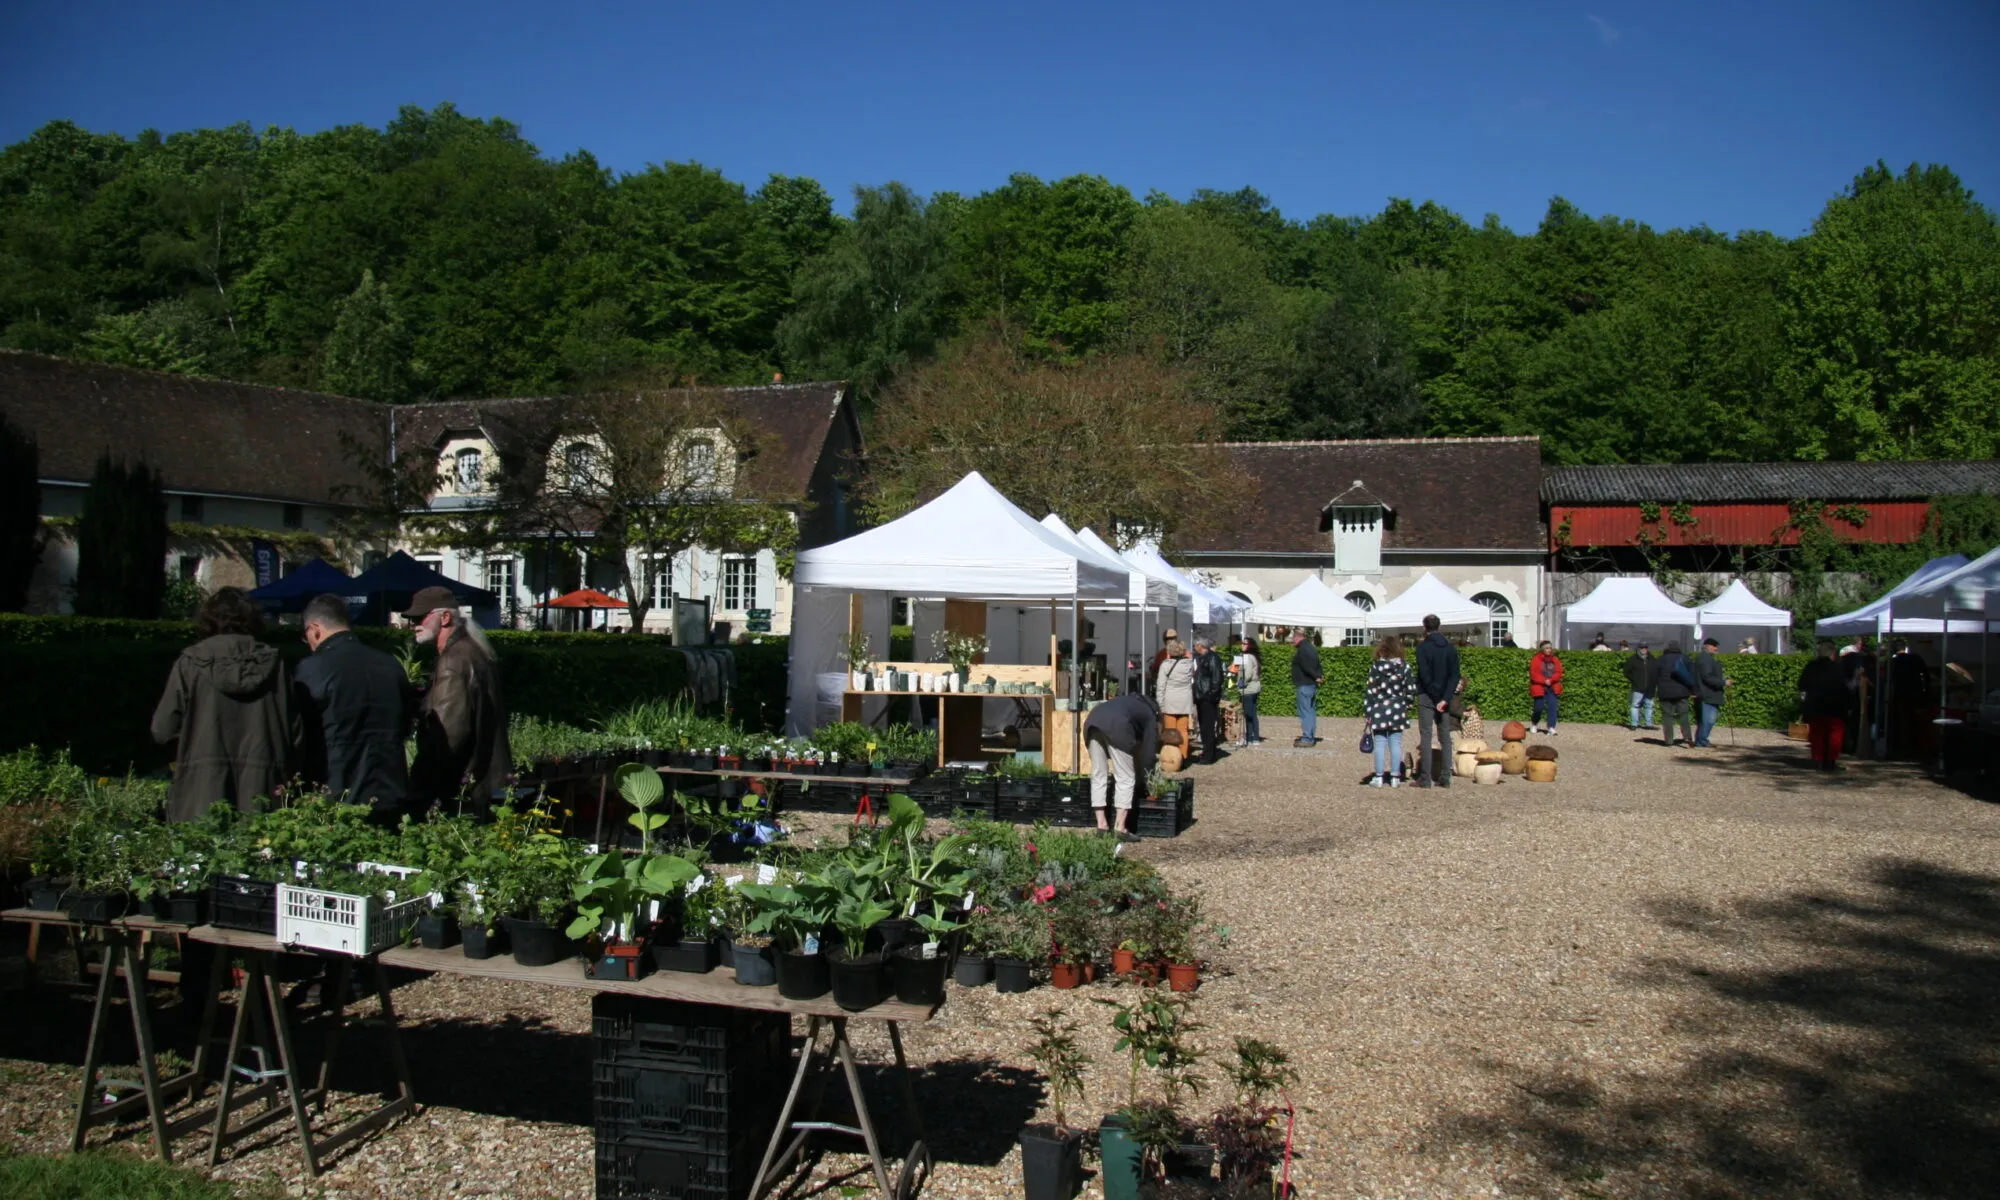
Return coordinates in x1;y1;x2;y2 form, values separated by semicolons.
561;441;600;494
454;448;484;493
682;438;717;488
1322;480;1390;575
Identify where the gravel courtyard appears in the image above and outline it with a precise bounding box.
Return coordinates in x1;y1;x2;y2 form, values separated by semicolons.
4;719;1997;1199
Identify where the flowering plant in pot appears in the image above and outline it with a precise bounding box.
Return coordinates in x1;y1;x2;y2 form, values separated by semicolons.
1019;1006;1090;1200
1046;892;1097;989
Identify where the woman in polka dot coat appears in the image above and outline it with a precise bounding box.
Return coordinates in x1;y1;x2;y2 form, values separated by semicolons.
1363;634;1417;786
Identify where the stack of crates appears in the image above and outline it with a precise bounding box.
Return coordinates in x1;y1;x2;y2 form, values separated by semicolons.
592;994;793;1199
1133;778;1196;839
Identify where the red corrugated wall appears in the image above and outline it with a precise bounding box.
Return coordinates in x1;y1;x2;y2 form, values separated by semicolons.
1550;502;1931;550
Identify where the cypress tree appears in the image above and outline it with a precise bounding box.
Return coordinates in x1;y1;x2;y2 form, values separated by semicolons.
72;453;168;618
0;414;41;611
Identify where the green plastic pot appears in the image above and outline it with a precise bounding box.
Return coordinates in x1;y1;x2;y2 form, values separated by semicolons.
1097;1113;1141;1200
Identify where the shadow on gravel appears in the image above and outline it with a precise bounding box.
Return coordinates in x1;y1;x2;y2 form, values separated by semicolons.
851;1055;1044;1166
1664;738;1934;794
1437;856;2000;1198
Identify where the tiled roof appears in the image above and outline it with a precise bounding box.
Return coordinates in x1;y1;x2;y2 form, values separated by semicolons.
392;382;854;501
1543;460;2000;504
0;351;384;505
1179;437;1545;553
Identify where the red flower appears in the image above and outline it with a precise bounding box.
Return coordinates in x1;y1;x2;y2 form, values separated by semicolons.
1033;884;1057;904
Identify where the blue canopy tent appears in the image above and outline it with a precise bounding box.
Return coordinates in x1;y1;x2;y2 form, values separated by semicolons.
345;551;500;625
244;558;360;614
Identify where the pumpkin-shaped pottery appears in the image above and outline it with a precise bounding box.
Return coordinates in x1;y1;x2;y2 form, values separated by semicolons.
1501;742;1529;775
1526;759;1557;783
1473;762;1504;785
1526;744;1558;762
1501;721;1529;743
1454;751;1478;777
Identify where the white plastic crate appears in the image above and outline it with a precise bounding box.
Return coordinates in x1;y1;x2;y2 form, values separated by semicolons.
277;862;426;956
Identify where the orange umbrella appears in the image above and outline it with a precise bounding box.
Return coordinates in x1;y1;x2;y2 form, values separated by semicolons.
538;588;629;609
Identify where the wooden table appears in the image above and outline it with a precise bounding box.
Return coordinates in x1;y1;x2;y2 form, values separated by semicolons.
382;942;938;1197
184;925;416;1178
1;909;210;1163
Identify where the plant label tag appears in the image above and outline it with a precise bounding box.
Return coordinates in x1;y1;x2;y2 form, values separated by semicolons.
803;934;820;955
757;864;779;885
922;940;939;959
724;874;744;888
686;874;707;896
963;890;975;908
585;843;600;855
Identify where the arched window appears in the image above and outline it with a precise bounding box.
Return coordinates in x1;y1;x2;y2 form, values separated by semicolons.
1343;592;1376;647
1474;592;1513;647
454;448;484;493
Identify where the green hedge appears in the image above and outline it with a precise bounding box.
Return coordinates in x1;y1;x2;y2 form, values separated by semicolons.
0;615;793;774
1248;644;1806;729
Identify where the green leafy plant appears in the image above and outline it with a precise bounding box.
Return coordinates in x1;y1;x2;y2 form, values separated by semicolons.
1025;1007;1090;1133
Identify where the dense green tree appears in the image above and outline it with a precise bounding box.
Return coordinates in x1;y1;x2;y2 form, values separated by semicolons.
951;173;1139;354
72;453;168;618
319;269;412;400
1777;163;2000;461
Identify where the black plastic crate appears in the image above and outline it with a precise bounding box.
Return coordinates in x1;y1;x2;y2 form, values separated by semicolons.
591;995;790;1071
209;875;279;934
1134;807;1181;838
593;1058;782;1139
596;1129;750;1200
992;778;1046;824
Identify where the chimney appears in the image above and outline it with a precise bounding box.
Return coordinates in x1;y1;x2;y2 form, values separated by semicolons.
772;372;784;384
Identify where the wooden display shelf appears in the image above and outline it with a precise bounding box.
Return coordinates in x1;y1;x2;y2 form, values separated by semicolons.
377;942;937;1022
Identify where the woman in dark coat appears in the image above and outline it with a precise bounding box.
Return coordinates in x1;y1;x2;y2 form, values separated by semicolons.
151;588;295;821
1797;639;1855;771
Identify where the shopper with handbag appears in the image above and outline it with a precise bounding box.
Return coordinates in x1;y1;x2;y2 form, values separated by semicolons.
1362;635;1416;786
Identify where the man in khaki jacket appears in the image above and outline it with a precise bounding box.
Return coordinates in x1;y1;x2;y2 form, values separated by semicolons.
405;587;512;815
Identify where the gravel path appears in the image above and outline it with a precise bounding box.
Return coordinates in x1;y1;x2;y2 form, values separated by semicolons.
5;719;1996;1198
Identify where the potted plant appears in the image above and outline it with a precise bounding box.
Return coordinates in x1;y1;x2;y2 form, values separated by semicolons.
1206;1037;1297;1192
656;874;726;973
819;861;893;1011
993;906;1050;994
932;629;988;686
844;630;873;691
954;906;996;987
457;882;504;959
1108;992;1209;1188
891;899;962;1005
1019;1007;1090;1200
1047;894;1096;989
739;878;835;1000
1159;894;1222;993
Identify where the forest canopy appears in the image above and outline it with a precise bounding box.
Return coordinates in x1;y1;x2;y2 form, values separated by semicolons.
3;104;1995;466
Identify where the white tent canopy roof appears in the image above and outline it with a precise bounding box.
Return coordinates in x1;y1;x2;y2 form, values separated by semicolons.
1698;580;1792;627
1126;541;1249;622
792;471;1127;600
1815;554;1969;636
1072;527;1180;609
1565;576;1701;626
1368;572;1493;629
1889;544;2000;624
1041;515;1176;609
1245;576;1373;627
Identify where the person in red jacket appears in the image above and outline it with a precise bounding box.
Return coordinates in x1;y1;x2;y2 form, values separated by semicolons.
1530;641;1565;735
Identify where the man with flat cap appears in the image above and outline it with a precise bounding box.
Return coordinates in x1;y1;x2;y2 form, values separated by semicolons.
405;586;512;815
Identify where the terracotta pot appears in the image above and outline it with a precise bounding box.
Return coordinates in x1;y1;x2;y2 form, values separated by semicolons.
1526;759;1557;783
1112;947;1138;975
1501;720;1529;743
1165;962;1200;992
1050;961;1086;989
1474;762;1503;785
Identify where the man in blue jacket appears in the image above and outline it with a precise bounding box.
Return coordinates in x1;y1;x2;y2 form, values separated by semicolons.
1290;629;1324;746
1414;615;1459;788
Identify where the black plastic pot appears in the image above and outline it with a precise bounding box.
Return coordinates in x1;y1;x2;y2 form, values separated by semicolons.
149;891;207;925
953;953;993;987
776;949;831;1000
828;949;887;1011
501;916;570;967
416;912;460;950
872;917;922;954
686;754;717;771
652;936;719;974
26;877;66;911
891;945;949;1006
63;889;132;923
1019;1124;1085;1200
994;956;1038;994
731;941;778;986
462;923;503;960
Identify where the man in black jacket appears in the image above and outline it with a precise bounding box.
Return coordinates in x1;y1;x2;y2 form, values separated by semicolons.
1190;636;1226;764
296;593;416;819
1623;642;1659;729
1291;629;1324;745
1083;692;1158;841
1654;642;1697;747
1414;615;1459;788
1691;637;1729;747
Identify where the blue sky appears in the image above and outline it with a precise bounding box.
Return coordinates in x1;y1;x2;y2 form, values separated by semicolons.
2;1;1994;236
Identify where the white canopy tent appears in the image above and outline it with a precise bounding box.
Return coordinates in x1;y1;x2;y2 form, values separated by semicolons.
1697;580;1794;654
787;472;1128;737
1124;541;1248;625
1815;554;1972;638
1246;576;1373;633
1561;576;1701;650
1367;572;1493;632
1888;545;2000;626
